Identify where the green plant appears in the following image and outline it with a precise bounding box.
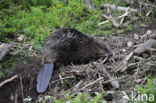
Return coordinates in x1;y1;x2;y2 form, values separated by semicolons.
0;0;128;45
38;92;105;103
24;96;32;103
133;78;156;103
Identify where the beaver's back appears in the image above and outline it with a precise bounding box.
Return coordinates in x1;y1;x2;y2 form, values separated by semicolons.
43;28;112;66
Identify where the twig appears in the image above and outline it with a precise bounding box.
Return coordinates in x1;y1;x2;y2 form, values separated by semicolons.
111;18;120;28
73;80;83;91
115;52;134;72
98;20;110;26
96;62;119;88
80;77;104;90
0;75;19;88
59;75;63;84
98;72;104;91
102;14;110;19
51;76;74;84
101;75;127;84
146;10;152;17
117;9;130;19
122;91;130;101
100;6;130;27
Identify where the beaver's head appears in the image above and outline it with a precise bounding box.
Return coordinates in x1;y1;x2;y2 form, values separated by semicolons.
42;38;61;67
95;38;113;59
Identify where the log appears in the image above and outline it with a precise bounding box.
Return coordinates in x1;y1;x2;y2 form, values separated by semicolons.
101;3;138;13
0;43;12;62
134;39;156;55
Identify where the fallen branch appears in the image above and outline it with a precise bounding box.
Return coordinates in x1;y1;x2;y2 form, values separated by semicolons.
140;30;152;40
115;52;134;72
99;6;130;27
73;80;83;91
102;14;110;19
117;9;130;19
51;76;75;84
101;3;138;13
96;63;120;88
0;43;12;62
98;20;110;26
0;75;19;88
134;39;156;55
80;77;104;90
101;75;127;84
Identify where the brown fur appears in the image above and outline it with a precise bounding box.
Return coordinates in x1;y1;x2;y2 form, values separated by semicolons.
43;28;112;67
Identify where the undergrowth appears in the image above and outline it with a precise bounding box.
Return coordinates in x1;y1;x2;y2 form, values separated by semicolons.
0;0;129;47
24;92;106;103
133;78;156;103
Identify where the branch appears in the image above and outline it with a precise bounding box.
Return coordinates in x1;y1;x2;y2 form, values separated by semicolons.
0;43;12;62
0;75;19;88
134;39;156;55
101;3;138;13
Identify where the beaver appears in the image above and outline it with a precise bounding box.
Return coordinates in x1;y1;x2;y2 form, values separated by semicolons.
37;28;112;93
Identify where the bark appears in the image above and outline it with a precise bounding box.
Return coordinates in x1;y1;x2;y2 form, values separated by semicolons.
0;43;12;62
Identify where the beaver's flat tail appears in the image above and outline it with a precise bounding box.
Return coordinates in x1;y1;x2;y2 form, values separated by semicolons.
37;64;54;93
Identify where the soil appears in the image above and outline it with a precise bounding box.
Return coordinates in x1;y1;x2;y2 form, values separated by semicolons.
0;23;156;103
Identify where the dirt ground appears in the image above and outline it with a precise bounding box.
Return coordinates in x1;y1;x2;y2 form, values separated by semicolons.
0;21;156;103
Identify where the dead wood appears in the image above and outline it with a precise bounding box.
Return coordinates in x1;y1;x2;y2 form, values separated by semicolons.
150;32;156;39
0;43;12;62
99;6;131;28
101;75;127;84
134;39;156;55
101;3;138;13
0;75;19;88
115;52;134;72
140;30;152;40
80;77;104;90
95;62;120;88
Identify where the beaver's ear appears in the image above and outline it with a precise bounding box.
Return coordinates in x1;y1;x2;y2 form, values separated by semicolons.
59;38;78;51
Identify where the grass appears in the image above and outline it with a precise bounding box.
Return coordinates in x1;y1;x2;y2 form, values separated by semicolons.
133;78;156;103
0;56;30;79
24;92;106;103
0;0;129;46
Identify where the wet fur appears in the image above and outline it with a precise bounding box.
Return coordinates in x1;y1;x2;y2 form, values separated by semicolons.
43;28;112;67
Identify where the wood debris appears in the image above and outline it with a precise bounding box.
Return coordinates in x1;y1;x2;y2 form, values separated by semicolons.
0;43;12;62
